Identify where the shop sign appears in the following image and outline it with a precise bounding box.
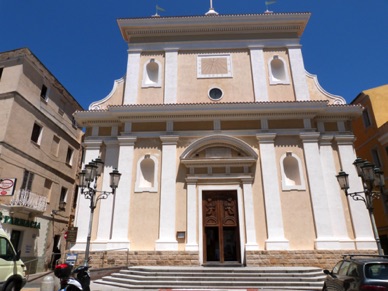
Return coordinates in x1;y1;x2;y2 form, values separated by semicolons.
0;212;40;229
66;227;78;242
0;178;17;196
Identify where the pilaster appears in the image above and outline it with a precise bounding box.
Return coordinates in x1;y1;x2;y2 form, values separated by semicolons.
241;178;259;250
108;136;137;249
124;50;141;104
185;179;198;251
164;49;178;104
155;135;179;250
256;133;289;250
249;46;268;102
288;46;310;101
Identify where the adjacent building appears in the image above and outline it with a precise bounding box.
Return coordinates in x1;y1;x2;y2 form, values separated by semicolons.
0;48;84;272
72;12;377;268
351;84;388;253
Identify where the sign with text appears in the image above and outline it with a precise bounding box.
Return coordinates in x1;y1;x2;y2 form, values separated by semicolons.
0;178;17;196
66;227;78;242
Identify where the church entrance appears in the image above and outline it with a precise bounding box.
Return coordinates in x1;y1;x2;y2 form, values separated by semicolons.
202;190;240;264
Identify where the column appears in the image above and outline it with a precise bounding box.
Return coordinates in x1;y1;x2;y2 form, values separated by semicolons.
301;132;338;249
108;136;137;249
241;178;259;250
124;50;141;104
288;46;310;101
71;139;102;251
320;135;354;249
249;47;268;102
155;135;179;250
256;133;289;250
185;179;198;251
164;49;178;104
336;135;376;250
94;139;119;249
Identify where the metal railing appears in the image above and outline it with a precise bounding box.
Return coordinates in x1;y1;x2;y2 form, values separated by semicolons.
10;190;47;212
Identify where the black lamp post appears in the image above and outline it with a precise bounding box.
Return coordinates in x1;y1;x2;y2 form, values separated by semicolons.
78;158;121;266
336;158;385;255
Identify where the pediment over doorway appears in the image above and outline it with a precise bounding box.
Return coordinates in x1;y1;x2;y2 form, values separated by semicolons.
180;135;257;179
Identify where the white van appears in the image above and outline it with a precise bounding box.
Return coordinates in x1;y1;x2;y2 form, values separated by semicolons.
0;229;26;291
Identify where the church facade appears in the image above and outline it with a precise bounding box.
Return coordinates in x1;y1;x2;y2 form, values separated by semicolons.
72;12;377;267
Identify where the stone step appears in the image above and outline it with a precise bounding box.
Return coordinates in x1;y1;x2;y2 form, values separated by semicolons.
95;266;325;290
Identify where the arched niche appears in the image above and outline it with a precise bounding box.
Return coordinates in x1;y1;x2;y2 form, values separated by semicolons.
135;154;159;192
142;59;162;88
280;152;305;191
268;55;290;85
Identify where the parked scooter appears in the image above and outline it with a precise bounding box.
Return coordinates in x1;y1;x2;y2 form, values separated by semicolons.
54;263;90;291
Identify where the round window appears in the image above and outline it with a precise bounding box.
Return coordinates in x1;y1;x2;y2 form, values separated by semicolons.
208;88;223;101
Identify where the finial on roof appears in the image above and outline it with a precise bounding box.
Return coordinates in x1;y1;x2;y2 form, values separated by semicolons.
264;0;276;13
205;0;219;15
152;4;165;17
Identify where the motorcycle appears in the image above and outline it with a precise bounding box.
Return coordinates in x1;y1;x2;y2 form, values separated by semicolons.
54;263;91;291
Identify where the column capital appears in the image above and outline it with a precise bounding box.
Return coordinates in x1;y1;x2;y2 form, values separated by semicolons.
300;132;320;142
320;135;334;145
83;139;103;150
335;134;355;145
185;177;198;185
117;136;137;146
103;138;119;147
160;135;179;144
256;133;276;143
241;177;254;184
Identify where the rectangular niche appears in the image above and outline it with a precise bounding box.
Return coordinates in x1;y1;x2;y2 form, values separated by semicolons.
197;54;232;78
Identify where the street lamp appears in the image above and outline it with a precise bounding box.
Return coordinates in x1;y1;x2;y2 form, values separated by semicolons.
336;158;386;255
78;159;121;266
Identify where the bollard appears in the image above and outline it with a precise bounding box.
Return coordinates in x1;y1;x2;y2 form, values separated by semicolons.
40;274;55;291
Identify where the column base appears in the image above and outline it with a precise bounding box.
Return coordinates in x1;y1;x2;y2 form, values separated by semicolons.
107;240;131;250
245;243;260;251
185;244;199;251
355;238;378;251
155;240;178;251
265;239;289;250
70;242;86;251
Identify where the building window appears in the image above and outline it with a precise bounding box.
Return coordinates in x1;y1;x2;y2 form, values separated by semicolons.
142;59;162;87
59;187;67;210
21;170;34;191
280;152;306;191
135;155;158;193
44;179;53;201
66;147;74;166
31;123;43;144
197;54;233;78
208;87;223;101
362;109;372;128
371;148;382;167
51;135;60;156
269;55;290;85
40;84;48;101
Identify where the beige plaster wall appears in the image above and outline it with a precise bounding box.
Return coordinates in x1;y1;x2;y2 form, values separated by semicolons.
177;50;255;104
137;53;165;104
129;139;162;250
275;136;316;249
264;49;296;102
0;65;21;93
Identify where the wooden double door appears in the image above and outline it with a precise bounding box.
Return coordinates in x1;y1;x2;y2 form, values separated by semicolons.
203;191;240;264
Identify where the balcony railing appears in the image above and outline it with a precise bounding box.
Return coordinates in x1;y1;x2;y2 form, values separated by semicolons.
10;190;47;213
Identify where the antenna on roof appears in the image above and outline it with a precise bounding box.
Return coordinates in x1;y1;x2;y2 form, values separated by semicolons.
264;0;276;13
205;0;218;15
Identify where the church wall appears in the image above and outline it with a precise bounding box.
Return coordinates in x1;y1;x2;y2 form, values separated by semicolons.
177;50;255;104
137;53;165;104
264;49;296;102
275;136;316;249
130;138;161;250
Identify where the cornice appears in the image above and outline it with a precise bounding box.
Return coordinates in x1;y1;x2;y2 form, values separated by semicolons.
118;13;310;43
74;101;362;126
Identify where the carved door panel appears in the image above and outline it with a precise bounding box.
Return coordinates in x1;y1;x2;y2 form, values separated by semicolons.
203;191;240;263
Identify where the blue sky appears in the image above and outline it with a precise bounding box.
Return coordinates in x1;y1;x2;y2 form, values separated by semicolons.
1;0;387;109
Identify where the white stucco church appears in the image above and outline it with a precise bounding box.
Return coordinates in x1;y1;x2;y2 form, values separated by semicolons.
72;8;377;267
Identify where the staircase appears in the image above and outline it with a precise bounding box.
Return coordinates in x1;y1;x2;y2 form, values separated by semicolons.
94;266;326;290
